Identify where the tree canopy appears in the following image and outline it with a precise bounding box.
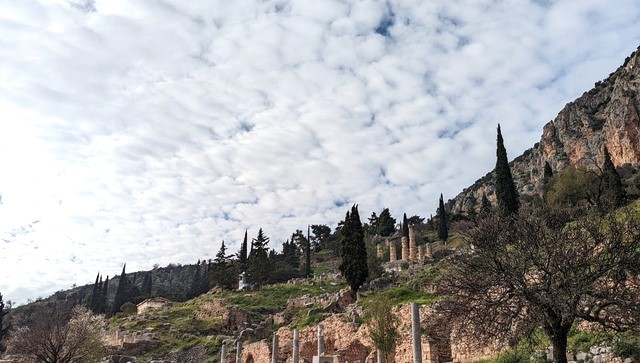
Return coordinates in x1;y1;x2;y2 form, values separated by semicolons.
339;204;368;295
438;205;640;363
494;125;520;215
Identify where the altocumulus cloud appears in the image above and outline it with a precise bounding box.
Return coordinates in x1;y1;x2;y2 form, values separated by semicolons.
0;0;639;303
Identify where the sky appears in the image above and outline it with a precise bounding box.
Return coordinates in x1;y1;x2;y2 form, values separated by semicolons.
1;0;639;304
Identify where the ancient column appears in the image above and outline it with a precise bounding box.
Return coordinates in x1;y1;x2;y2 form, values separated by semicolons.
417;245;423;262
235;341;243;363
377;349;386;363
272;334;279;363
220;342;226;363
293;329;300;363
411;303;423;363
389;240;397;262
401;236;409;261
425;243;432;259
318;324;324;356
377;243;383;259
409;226;416;262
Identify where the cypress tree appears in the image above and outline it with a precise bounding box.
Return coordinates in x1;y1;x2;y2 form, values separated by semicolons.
402;213;409;239
480;192;491;215
339;204;368;295
0;292;6;341
189;263;203;298
495;125;520;215
438;193;448;242
141;274;152;298
602;146;625;208
305;225;311;277
112;265;128;314
543;161;553;183
89;273;100;312
238;230;248;272
98;275;109;314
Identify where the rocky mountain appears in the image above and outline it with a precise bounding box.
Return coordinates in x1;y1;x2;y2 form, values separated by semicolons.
450;45;640;214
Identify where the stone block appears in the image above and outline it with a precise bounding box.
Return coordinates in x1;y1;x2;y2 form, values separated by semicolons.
312;356;334;363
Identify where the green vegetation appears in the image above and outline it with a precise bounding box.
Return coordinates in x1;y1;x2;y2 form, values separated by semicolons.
494;124;520;215
203;279;345;312
362;286;437;306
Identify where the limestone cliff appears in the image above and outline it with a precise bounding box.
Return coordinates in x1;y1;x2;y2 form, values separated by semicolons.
450;45;640;214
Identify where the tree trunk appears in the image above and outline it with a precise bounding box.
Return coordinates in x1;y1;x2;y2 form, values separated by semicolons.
551;332;568;363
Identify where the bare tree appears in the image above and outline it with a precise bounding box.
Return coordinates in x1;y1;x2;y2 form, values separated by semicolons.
437;205;640;363
6;304;107;362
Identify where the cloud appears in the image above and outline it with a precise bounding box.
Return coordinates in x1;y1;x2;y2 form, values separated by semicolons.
1;0;640;303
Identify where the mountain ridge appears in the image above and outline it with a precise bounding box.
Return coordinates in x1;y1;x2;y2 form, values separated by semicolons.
449;45;640;214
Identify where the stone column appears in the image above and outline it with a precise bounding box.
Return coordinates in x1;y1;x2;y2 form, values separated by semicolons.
293;329;300;363
389;240;397;262
401;236;409;261
272;334;279;363
425;243;432;258
376;243;383;259
235;341;242;363
417;245;423;262
318;324;324;356
411;303;422;363
377;349;386;363
220;342;226;363
409;226;416;262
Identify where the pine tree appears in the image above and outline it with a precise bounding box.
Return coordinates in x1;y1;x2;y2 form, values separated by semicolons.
238;230;248;272
247;228;271;288
112;265;129;314
377;208;396;237
438;194;448;242
495;125;520;215
402;213;409;240
368;212;379;235
602;146;625;208
339;205;368;295
210;241;237;290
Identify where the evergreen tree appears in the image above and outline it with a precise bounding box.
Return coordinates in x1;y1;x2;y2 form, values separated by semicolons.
0;292;7;342
189;263;203;298
339;204;368;295
438;193;448;242
210;241;237;290
402;213;409;239
602;146;625;208
543;161;553;184
89;273;100;312
367;212;379;235
377;208;396;237
310;224;331;251
480;192;491;215
140;274;152;298
97;276;109;314
112;265;129;314
305;225;311;278
495;125;520;215
237;230;248;272
247;228;271;288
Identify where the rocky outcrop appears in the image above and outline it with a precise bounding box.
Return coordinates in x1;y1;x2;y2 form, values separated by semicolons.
450;45;640;214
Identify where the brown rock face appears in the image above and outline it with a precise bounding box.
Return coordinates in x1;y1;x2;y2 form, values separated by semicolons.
450;45;640;214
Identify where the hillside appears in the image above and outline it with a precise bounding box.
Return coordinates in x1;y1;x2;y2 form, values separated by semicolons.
450;45;640;214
